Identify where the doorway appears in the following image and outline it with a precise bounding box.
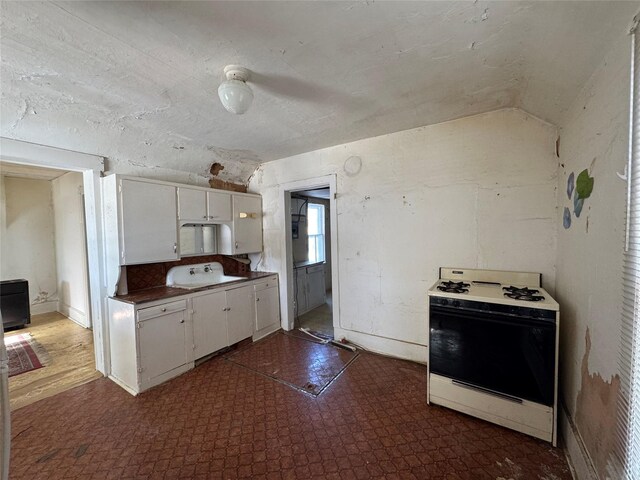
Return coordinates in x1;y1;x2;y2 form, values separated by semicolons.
280;175;339;338
291;188;333;337
0;162;101;409
0;137;107;377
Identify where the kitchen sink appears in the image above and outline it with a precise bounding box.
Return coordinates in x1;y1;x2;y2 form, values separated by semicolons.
166;263;247;290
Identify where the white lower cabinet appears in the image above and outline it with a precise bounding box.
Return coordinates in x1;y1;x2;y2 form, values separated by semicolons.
191;291;228;360
294;264;326;316
306;265;326;311
138;308;188;385
108;298;192;395
226;285;255;345
254;275;280;341
108;275;280;395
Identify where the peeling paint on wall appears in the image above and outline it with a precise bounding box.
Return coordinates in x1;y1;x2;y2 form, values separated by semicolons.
575;328;620;480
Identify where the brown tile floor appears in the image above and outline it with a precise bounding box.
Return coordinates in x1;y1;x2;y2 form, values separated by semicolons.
226;332;357;395
9;333;572;480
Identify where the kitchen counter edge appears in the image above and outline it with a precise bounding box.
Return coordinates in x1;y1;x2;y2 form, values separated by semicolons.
111;271;278;305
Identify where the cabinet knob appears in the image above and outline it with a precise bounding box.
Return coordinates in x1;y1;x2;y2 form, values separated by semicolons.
256;298;260;302
161;308;167;312
173;243;177;253
235;242;239;249
180;319;185;324
203;215;208;219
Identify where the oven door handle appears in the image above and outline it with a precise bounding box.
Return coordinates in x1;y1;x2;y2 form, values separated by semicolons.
430;306;555;329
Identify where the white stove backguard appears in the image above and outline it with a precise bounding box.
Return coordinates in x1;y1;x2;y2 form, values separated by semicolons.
439;267;541;287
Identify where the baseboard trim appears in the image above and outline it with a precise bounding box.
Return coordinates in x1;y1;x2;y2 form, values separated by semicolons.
31;301;57;315
333;327;427;363
58;303;89;328
560;401;598;480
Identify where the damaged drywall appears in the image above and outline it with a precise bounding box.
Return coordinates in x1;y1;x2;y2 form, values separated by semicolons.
575;328;621;479
555;30;629;477
207;161;248;193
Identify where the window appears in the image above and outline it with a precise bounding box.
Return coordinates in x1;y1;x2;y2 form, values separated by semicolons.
307;203;325;263
616;24;640;480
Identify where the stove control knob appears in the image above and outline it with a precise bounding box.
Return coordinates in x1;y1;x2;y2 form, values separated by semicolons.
530;310;539;318
481;303;490;310
440;299;449;306
452;300;460;308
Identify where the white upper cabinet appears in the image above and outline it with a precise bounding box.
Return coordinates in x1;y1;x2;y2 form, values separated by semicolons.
207;192;232;222
178;188;231;223
119;179;178;265
219;195;262;255
178;188;207;222
103;175;262;268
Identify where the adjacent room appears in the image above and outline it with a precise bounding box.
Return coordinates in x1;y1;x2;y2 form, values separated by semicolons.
1;2;639;480
0;163;100;411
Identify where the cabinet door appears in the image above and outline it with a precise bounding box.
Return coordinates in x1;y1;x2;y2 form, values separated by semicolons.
256;286;280;331
138;310;187;383
120;180;178;264
207;191;232;222
192;291;228;359
226;285;255;345
178;188;207;221
306;266;326;311
295;268;308;316
232;195;262;254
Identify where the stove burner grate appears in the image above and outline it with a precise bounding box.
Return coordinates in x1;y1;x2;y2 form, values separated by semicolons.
502;286;545;302
438;281;470;294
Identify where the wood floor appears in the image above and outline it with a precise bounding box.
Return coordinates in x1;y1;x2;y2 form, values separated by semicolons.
5;311;102;411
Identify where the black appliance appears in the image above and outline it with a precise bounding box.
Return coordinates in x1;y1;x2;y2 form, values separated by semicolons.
1;279;31;330
429;297;556;406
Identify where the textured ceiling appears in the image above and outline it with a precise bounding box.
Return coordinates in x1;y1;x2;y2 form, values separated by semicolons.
1;1;637;183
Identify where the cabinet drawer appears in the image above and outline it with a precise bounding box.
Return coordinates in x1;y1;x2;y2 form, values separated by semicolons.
254;276;278;291
138;300;187;321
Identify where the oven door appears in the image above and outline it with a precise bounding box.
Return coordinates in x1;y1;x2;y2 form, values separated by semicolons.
429;303;556;406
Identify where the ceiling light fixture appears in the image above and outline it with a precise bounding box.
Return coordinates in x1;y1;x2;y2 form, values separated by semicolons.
217;65;253;115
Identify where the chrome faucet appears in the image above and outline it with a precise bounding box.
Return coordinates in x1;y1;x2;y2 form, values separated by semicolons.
189;268;196;275
204;264;212;273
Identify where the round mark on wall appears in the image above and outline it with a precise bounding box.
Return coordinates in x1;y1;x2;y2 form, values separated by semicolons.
344;156;362;177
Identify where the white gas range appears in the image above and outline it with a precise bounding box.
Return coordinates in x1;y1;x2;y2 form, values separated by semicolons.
427;267;559;445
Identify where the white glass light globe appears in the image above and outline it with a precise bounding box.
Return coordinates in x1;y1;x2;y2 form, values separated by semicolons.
218;79;253;115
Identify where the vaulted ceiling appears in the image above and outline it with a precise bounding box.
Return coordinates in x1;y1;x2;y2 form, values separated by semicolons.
1;1;637;183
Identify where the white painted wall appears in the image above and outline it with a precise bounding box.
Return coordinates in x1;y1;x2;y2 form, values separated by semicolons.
251;108;558;361
0;176;58;314
555;31;630;479
52;172;90;328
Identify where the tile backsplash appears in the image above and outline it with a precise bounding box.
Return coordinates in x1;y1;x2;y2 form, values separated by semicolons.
126;255;250;292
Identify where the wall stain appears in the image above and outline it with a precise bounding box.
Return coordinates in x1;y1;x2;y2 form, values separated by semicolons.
208;177;247;193
575;327;620;479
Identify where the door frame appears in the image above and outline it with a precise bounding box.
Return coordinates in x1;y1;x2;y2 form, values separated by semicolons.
0;137;109;374
278;174;339;333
